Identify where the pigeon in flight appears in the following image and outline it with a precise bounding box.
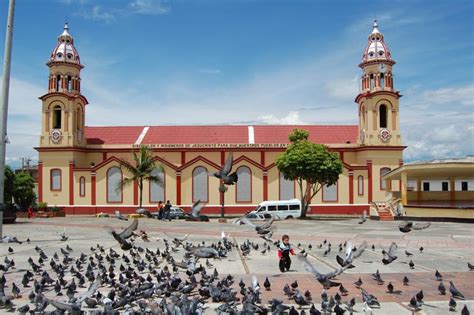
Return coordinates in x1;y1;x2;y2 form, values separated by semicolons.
114;210;128;221
110;219;138;250
185;200;206;221
398;221;431;233
336;241;367;268
358;210;367;224
211;152;238;185
382;242;398;265
297;253;346;289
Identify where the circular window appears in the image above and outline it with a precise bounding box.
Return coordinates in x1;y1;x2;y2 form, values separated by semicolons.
369;52;374;57
376;37;380;40
372;37;375;41
379;51;384;56
66;40;70;44
67;53;72;59
56;53;62;58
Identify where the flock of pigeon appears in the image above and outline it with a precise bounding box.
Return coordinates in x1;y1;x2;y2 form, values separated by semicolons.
0;213;472;314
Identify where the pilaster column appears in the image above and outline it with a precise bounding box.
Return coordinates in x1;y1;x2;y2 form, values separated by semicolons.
450;177;455;202
91;172;96;205
263;171;268;201
176;172;182;205
367;160;373;203
349;171;354;204
69;162;74;205
38;162;43;203
401;171;408;206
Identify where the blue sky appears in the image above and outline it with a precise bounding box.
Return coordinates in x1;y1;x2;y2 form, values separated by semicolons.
1;0;473;168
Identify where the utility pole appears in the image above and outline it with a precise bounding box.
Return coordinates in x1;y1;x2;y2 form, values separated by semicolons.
0;0;16;238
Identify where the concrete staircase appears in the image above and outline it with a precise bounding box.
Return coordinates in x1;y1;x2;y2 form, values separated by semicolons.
371;202;395;221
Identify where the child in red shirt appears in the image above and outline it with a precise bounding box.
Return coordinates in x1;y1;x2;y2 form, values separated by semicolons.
278;234;295;272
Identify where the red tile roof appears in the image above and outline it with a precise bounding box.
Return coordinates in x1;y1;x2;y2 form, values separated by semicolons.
85;125;358;145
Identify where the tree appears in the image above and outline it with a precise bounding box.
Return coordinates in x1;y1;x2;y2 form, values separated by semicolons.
118;146;164;209
4;166;15;204
276;128;343;218
13;173;36;210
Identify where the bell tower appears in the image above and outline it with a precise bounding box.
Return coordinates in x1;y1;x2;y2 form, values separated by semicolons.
356;20;401;146
39;23;88;148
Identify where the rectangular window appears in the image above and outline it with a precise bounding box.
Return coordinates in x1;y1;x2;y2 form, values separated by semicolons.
462;182;468;191
79;177;86;197
289;204;300;210
51;169;61;191
267;205;276;211
323;183;338;202
442;182;449;192
358;176;364;195
277;205;289;211
423;182;430;191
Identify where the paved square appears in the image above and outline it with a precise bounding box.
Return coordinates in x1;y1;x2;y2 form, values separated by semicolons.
1;216;473;314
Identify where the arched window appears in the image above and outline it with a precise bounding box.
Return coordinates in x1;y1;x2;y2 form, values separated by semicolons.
358;175;364;195
150;167;165;203
236;166;251;202
79;176;86;197
50;169;61;191
76;108;82;131
380;167;391;190
279;172;295;200
107;167;122;203
380;73;385;90
56;74;61;91
322;182;338;202
67;75;72;92
370;74;375;90
192;166;208;202
360;105;366;127
53;106;62;129
379;104;387;128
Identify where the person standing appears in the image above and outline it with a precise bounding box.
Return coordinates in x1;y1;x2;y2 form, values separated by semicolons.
157;201;164;220
278;234;295;272
164;200;172;222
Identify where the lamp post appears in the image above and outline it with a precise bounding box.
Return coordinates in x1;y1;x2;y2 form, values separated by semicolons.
219;183;227;218
0;0;16;238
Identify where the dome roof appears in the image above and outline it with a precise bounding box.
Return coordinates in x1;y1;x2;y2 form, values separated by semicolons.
361;20;393;64
48;23;82;66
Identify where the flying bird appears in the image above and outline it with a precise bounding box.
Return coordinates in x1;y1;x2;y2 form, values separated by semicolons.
336;241;367;268
358;210;367;224
398;221;431;233
297;253;346;289
382;242;398;265
185;200;207;221
110;219;138;250
211;152;238;185
114;210;128;221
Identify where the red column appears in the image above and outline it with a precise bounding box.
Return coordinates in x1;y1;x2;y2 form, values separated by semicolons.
349;170;354;204
181;151;186;165
102;152;107;161
367;160;373;203
91;172;96;206
38;162;43;203
176;172;181;205
69;162;74;205
260;151;265;165
133;180;138;206
220;151;225;165
263;171;268;201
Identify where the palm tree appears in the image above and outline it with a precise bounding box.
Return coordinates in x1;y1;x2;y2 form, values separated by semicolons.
118;146;164;210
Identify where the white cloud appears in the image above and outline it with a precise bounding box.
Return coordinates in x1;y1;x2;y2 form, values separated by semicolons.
423;85;474;106
257;111;305;125
128;0;170;15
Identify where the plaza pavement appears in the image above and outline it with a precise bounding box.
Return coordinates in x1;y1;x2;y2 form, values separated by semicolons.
1;216;473;314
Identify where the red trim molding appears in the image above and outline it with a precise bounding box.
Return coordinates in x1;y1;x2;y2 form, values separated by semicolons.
367;160;373;203
69;162;74;205
398;159;403;192
349;171;354;204
91;172;96;205
176;172;182;205
38;162;43;203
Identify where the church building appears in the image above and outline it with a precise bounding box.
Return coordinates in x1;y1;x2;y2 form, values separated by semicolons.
36;21;405;215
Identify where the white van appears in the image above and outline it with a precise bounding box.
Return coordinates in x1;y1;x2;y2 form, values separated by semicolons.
246;199;303;220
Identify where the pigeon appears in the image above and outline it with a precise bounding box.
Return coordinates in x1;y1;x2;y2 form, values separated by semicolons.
358;210;367;224
438;282;446;295
58;228;69;241
449;281;465;299
110;219;138;250
1;236;22;244
336;241;367;268
354;277;363;288
435;270;443;281
16;304;30;314
416;290;424;303
382;242;398;264
8;247;13;253
114;210;128;221
403;276;409;286
409;260;415;269
212;152;238;185
185;200;206;221
361;288;380;307
449;297;457;311
398;221;431;233
387;282;394;293
419;246;424;253
461;305;470;315
264;277;271;291
297;253;346;289
468;262;474;271
409;296;422;310
405;250;413;257
339;284;348;296
237;216;276;235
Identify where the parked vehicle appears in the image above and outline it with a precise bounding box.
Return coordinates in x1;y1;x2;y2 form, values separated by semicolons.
151;207;185;219
2;204;18;224
246;199;304;220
